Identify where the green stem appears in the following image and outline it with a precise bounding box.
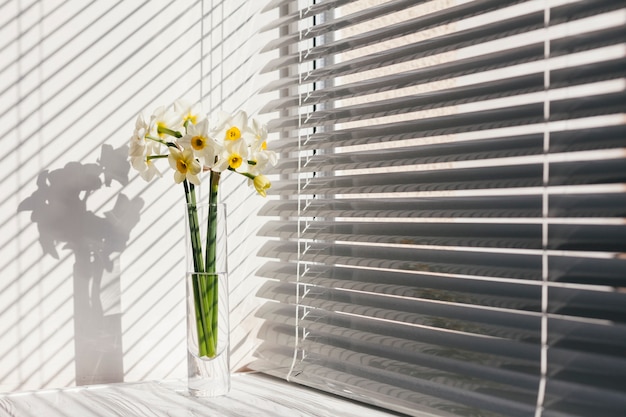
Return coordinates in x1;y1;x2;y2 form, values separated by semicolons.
145;135;169;145
157;126;183;138
204;171;221;353
184;181;204;273
228;166;256;181
146;154;168;161
184;181;213;357
206;171;221;273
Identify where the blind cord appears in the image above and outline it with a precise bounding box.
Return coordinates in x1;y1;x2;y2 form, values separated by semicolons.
535;4;551;417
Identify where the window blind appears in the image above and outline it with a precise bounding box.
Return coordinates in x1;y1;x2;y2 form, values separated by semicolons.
251;1;626;416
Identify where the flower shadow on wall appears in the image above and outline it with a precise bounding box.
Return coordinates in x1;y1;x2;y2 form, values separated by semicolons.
17;144;143;386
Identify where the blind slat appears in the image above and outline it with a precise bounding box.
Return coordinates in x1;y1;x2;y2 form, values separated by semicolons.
259;220;543;249
259;193;626;219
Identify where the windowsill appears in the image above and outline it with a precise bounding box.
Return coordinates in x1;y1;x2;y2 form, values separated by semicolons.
0;373;400;417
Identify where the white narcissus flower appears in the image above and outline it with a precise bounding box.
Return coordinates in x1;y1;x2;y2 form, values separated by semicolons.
248;118;277;176
168;147;201;185
134;112;151;139
178;118;221;168
212;110;254;144
128;112;166;182
174;99;203;127
213;138;249;173
245;118;276;196
131;154;162;182
152;105;183;139
250;118;267;143
248;137;277;176
128;135;145;159
129;113;154;157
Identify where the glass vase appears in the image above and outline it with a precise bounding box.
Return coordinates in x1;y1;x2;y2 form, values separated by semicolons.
185;203;230;397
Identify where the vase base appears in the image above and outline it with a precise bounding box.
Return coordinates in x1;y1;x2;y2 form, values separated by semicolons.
187;348;231;397
188;376;231;397
188;387;231;397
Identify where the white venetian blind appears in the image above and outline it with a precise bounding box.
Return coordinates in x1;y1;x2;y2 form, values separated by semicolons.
251;1;626;416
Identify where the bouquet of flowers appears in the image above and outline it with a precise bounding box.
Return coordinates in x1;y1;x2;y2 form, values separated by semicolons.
128;100;277;358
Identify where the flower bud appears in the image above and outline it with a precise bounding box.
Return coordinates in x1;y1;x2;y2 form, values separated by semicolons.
253;175;271;197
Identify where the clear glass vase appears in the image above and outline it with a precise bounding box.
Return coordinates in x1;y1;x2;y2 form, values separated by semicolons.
184;203;230;397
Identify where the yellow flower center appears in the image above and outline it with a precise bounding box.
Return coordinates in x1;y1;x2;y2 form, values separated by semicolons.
157;122;167;137
226;127;241;141
228;153;242;169
176;159;188;174
185;113;197;125
261;141;267;150
191;135;206;150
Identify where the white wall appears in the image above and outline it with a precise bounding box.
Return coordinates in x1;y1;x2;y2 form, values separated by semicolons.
0;0;278;392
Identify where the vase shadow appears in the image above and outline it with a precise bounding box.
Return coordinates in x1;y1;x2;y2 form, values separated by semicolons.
17;144;143;386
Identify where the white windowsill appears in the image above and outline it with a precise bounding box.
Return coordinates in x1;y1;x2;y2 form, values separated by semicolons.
0;373;401;417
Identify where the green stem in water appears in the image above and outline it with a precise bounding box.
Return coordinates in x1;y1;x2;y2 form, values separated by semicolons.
197;272;216;357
